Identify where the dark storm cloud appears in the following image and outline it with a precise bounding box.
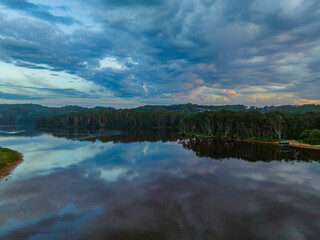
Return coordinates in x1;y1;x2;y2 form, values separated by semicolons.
0;84;93;100
14;61;51;70
87;0;320;98
0;0;320;103
38;87;92;97
0;91;43;100
0;0;78;25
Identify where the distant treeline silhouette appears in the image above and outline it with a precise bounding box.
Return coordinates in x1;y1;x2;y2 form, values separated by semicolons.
35;109;320;139
2;103;320;125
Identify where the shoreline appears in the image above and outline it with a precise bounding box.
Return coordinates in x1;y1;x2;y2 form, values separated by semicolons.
0;150;23;180
234;139;320;150
286;140;320;150
190;135;320;151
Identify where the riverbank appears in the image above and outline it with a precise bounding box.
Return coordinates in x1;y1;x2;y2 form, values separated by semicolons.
187;133;320;151
286;140;320;150
233;139;320;150
0;147;23;180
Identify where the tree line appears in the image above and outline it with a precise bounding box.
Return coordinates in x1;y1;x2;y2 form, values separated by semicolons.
0;104;114;125
35;109;320;139
2;103;320;125
35;110;184;130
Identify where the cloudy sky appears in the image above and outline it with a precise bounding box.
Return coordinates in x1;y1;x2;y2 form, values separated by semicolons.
0;0;320;107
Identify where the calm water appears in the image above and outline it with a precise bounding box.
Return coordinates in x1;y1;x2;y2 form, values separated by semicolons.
1;128;320;240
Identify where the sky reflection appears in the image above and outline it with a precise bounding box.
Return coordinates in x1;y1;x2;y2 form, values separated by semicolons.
1;132;320;239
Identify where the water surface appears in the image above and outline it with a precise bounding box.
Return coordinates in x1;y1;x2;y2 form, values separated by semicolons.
1;128;320;240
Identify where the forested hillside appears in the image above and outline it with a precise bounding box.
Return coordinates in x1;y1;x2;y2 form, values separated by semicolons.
1;103;320;125
36;109;320;139
0;104;114;125
132;104;248;113
132;104;320;113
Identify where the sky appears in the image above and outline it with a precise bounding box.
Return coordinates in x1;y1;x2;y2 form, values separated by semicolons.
0;0;320;107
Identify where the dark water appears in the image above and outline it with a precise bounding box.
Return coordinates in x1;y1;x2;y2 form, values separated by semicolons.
1;128;320;240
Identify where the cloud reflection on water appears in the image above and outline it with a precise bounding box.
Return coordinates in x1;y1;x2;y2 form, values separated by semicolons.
0;132;320;239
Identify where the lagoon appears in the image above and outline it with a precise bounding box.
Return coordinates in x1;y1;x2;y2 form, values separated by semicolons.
0;128;320;240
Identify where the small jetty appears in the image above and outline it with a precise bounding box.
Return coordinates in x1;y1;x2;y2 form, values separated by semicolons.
278;141;289;146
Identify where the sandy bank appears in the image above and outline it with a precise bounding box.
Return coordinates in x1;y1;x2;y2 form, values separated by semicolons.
286;140;320;150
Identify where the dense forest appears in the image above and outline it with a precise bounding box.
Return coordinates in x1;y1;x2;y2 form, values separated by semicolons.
1;103;320;125
36;110;183;129
0;104;114;125
133;103;320;113
35;109;320;139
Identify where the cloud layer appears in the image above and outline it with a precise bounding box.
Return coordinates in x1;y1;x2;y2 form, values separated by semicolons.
0;0;319;106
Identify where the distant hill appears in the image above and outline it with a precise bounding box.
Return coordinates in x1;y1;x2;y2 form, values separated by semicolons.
257;104;320;113
0;104;114;125
132;103;248;113
132;103;320;114
1;103;320;125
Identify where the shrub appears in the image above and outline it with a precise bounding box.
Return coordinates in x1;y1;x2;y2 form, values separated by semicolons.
299;129;312;139
301;129;320;145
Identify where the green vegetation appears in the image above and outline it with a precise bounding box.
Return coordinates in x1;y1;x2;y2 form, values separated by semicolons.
179;110;320;139
300;129;320;145
0;147;21;170
133;103;320;113
0;104;114;125
35;109;320;140
132;103;249;113
1;103;320;125
36;110;184;129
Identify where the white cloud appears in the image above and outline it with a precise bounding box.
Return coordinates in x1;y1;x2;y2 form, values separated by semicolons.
99;57;126;70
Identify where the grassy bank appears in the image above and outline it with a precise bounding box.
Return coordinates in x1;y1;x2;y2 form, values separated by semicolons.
0;147;22;179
